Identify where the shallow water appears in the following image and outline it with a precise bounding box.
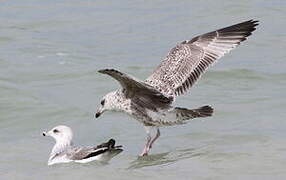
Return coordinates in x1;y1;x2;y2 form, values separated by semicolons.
1;0;286;179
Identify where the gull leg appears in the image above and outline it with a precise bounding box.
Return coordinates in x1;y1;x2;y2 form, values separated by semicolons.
140;133;151;156
147;128;160;150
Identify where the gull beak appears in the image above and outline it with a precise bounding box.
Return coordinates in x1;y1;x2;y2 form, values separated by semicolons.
95;107;104;119
42;130;52;137
95;112;101;118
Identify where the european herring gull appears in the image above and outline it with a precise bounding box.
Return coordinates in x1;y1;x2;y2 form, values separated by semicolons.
42;125;123;165
95;20;259;156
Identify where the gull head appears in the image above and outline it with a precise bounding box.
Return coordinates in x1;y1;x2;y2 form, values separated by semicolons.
42;125;73;144
95;90;122;118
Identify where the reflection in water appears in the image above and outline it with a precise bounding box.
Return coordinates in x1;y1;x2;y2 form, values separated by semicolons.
128;147;209;169
49;160;108;169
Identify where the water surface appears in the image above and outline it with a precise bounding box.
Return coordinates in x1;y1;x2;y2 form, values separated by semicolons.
0;0;286;179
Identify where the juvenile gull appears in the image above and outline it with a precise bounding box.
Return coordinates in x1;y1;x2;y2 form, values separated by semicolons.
95;20;259;156
42;125;123;165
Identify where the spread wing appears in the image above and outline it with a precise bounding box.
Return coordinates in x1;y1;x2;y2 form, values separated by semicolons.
98;69;173;109
145;20;259;97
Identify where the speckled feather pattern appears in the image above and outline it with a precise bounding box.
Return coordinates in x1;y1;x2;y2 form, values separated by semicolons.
145;20;258;97
98;20;258;127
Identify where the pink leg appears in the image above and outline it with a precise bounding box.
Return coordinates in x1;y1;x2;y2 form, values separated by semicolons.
140;128;161;156
140;134;151;156
148;128;160;150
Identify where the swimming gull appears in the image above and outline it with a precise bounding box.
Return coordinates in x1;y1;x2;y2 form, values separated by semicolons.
42;125;123;165
95;20;259;156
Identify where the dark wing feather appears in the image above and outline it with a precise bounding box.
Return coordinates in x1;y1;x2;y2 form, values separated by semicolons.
69;139;123;160
81;148;109;159
145;20;259;97
99;69;173;108
68;147;109;160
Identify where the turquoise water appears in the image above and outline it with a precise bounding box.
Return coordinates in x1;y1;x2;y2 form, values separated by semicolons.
1;0;286;179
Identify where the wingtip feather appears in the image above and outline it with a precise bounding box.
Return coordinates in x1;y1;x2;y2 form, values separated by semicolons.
98;69;106;73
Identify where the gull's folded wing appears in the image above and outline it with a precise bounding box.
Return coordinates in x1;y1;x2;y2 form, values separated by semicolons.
69;147;109;160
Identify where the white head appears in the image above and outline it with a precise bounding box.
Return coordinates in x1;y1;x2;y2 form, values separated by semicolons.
43;125;73;144
43;125;73;157
95;90;123;118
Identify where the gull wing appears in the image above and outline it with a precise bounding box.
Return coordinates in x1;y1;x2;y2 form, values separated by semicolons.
145;20;258;97
69;139;122;160
99;69;173;109
68;146;109;160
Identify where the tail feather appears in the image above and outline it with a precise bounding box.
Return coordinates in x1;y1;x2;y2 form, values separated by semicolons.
149;105;214;126
96;139;116;149
175;105;214;120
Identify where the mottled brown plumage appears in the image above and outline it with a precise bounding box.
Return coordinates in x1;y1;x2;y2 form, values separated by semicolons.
146;20;258;97
97;20;259;155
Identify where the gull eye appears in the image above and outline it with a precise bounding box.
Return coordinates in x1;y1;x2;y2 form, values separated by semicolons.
53;129;59;133
100;99;105;106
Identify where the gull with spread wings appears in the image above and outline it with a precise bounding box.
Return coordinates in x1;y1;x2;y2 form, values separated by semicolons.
95;20;259;156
